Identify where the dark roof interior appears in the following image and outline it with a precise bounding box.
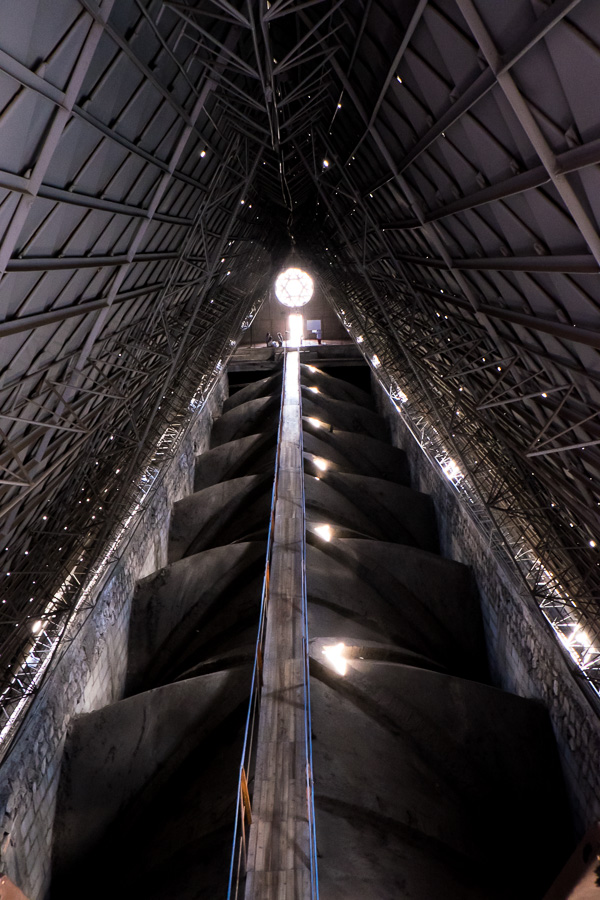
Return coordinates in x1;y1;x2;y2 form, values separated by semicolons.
1;0;600;712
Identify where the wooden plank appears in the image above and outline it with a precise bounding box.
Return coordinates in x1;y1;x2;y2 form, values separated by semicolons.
244;351;312;900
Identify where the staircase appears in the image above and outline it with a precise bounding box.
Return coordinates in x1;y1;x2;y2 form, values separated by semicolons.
51;355;570;900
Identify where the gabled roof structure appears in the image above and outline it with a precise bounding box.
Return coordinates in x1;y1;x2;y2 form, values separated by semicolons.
0;0;599;730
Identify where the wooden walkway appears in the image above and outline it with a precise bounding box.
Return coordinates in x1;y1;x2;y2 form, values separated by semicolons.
244;350;313;900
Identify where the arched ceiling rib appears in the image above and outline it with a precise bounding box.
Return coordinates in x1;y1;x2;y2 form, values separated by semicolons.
0;0;599;734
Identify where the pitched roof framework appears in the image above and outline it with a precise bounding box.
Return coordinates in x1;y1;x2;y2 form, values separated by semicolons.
0;0;599;739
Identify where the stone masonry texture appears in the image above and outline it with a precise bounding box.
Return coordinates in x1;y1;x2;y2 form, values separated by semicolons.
374;378;600;840
0;374;227;900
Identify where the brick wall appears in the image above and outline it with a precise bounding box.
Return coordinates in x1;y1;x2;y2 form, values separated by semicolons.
0;374;227;900
375;381;600;838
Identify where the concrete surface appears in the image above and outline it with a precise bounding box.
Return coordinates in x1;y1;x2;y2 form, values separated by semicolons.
126;541;266;694
194;433;276;491
168;473;272;562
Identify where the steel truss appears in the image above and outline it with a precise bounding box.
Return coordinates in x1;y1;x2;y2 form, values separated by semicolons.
2;0;600;744
309;247;600;697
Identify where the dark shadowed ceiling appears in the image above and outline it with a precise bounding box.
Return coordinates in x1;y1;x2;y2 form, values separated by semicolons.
1;0;600;724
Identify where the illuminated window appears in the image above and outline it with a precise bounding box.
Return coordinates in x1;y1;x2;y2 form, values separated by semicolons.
275;268;314;307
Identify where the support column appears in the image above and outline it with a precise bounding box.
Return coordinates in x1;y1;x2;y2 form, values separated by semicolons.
244;350;314;900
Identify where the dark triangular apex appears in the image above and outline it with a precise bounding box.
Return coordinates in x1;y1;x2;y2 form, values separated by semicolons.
210;394;281;447
306;542;486;680
127;541;266;694
52;668;251;900
303;429;411;484
305;472;439;552
309;660;570;900
310;636;448;674
302;391;388;440
223;371;282;411
305;474;391;541
194;432;276;490
168;473;272;562
300;364;374;408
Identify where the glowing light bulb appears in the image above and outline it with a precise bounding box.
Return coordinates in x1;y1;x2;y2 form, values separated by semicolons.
314;524;332;542
323;642;347;675
313;457;327;471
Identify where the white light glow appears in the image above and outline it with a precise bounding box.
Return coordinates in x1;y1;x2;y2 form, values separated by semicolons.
288;313;304;346
307;417;323;428
31;620;43;635
372;354;381;368
307;365;317;373
308;386;320;394
314;524;332;542
313;457;327;471
275;267;314;307
323;642;347;675
442;458;462;481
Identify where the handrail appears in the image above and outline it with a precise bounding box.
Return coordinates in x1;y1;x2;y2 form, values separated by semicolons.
226;347;319;899
298;353;320;900
226;350;288;900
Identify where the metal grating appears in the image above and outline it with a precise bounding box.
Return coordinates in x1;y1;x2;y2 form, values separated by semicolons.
0;0;599;733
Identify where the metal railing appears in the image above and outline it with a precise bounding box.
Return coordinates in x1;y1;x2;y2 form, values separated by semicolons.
299;354;320;900
227;347;319;899
227;350;285;900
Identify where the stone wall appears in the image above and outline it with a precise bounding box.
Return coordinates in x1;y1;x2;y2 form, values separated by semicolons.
374;380;600;840
0;374;227;900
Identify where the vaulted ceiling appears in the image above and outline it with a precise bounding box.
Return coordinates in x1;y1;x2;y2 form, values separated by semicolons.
1;0;600;720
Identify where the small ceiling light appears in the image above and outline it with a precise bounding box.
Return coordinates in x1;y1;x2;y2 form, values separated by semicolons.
313;457;327;471
308;386;320;394
200;149;206;158
31;620;43;635
442;459;462;481
307;417;323;428
323;642;347;675
322;159;329;168
314;524;332;542
275;268;314;307
396;75;403;83
590;540;597;548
